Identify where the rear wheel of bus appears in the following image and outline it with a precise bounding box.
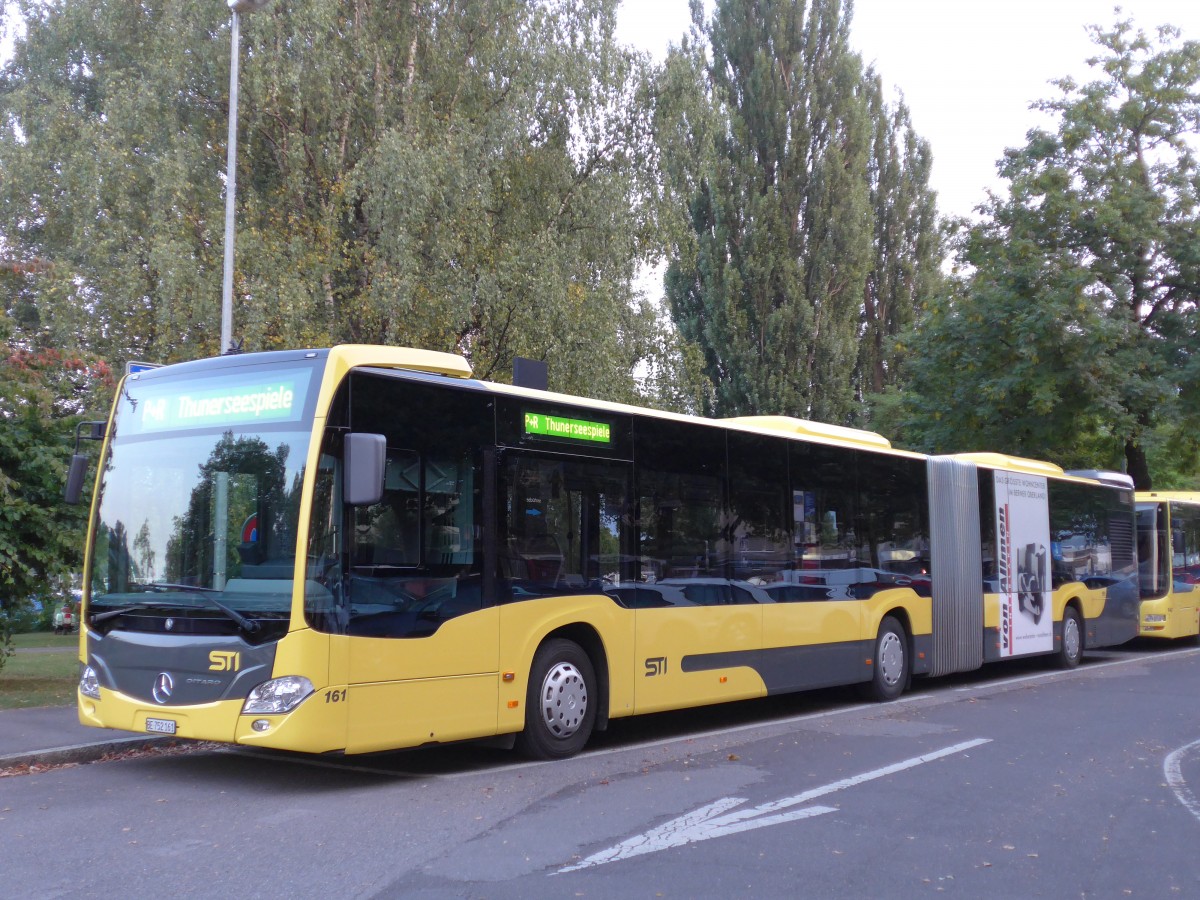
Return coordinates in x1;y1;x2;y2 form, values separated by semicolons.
515;638;597;760
1058;606;1083;669
861;615;908;701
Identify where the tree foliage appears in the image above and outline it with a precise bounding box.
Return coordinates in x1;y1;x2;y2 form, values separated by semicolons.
0;312;112;665
0;0;668;401
882;18;1200;488
659;0;941;423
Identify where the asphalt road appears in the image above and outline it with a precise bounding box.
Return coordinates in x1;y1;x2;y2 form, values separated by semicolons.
4;641;1199;898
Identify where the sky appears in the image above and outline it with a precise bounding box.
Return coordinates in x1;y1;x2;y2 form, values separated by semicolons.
616;0;1200;220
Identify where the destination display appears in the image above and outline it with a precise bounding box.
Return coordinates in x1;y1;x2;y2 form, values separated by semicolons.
123;368;313;434
523;411;612;445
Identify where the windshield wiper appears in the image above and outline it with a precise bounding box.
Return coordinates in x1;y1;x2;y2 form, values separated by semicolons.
104;584;261;634
201;595;260;634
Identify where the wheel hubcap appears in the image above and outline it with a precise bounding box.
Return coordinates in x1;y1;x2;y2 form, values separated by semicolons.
879;632;904;686
1064;617;1080;659
538;661;588;738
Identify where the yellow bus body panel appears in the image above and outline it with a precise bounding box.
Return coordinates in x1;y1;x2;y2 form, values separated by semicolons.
343;608;501;753
634;605;764;715
1062;584;1108;621
343;675;500;753
858;590;933;637
1139;586;1200;639
495;595;635;734
762;599;861;651
231;685;355;753
79;689;243;744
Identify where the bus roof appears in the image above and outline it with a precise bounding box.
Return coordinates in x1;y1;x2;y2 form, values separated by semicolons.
328;345;472;379
951;452;1065;477
332;345;919;457
722;416;892;449
190;345;1079;471
1136;491;1200;504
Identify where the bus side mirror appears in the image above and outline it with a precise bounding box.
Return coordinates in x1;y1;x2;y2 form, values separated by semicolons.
344;433;386;507
64;454;90;505
64;420;107;504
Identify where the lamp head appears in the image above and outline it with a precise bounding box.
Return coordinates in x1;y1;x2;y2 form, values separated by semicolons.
228;0;274;13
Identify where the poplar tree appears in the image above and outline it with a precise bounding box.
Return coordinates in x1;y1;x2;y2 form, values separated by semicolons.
660;0;940;422
859;76;940;400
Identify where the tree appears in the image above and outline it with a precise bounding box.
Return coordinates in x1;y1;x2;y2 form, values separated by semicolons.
0;312;112;667
882;18;1200;488
660;0;940;423
859;76;941;401
0;0;664;402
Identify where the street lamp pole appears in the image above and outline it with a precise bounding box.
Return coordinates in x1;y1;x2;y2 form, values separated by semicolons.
221;0;274;355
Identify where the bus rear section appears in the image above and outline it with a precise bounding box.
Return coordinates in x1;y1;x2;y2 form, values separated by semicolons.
923;456;1138;680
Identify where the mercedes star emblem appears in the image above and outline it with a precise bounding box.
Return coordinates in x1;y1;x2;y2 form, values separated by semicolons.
152;672;175;704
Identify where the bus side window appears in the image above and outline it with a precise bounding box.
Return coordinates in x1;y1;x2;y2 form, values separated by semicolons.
352;451;421;571
500;454;630;600
1173;503;1200;585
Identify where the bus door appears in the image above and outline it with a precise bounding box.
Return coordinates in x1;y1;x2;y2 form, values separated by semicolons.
1170;501;1200;630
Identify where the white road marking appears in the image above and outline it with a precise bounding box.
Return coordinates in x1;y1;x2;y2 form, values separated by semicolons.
1164;738;1200;823
557;737;991;873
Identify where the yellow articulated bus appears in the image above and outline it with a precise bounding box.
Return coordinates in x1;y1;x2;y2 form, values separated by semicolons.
1136;492;1200;640
69;346;1139;759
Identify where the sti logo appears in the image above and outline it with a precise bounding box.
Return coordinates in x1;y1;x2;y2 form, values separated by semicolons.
209;651;241;672
644;657;667;677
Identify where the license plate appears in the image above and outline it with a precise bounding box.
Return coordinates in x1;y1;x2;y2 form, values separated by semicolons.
145;717;177;735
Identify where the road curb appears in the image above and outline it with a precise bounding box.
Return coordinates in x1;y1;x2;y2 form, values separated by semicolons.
0;734;171;770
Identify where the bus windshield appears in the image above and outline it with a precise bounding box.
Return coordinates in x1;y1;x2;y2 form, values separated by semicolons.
88;362;318;620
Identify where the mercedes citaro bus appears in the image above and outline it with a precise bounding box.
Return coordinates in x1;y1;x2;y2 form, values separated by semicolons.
69;345;1139;759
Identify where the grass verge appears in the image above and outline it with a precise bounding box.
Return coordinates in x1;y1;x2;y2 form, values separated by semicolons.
12;632;80;650
1;633;79;710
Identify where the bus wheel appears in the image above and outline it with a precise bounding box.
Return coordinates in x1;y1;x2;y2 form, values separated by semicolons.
862;616;908;702
1059;607;1083;669
515;638;596;760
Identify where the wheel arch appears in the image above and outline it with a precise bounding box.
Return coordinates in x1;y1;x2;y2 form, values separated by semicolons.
877;605;914;647
539;622;611;731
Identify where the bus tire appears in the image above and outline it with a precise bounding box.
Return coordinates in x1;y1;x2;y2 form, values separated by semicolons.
515;638;596;760
1059;606;1083;669
862;615;908;702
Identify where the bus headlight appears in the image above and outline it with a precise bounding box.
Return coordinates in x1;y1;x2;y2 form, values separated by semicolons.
79;665;101;700
1144;614;1167;623
242;676;314;715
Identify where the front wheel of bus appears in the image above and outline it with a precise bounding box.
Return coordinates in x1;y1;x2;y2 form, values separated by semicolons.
515;638;597;760
863;616;908;702
1059;606;1083;669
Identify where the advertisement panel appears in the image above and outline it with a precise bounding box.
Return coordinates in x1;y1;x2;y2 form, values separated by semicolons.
994;471;1053;656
